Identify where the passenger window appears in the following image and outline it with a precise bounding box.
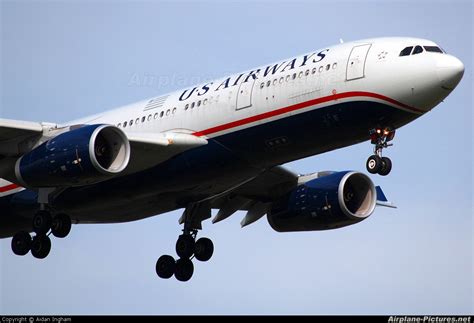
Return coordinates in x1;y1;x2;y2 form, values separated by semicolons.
172;107;177;114
123;121;127;128
413;46;423;55
292;73;296;79
160;111;164;118
286;75;290;82
197;100;201;107
279;77;284;83
203;98;208;105
130;120;133;126
185;104;189;110
273;79;277;85
191;102;195;109
326;64;330;71
154;113;158;119
117;123;121;127
260;82;264;89
298;71;303;78
332;63;337;69
135;118;139;124
166;109;170;116
319;66;323;73
399;46;413;56
147;114;152;121
312;67;317;74
142;116;146;123
267;80;271;87
305;69;309;76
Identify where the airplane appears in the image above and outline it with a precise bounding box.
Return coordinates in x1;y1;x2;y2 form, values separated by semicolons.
0;37;464;282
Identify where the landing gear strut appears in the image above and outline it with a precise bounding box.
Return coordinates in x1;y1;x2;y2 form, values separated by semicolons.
156;204;214;282
366;127;395;176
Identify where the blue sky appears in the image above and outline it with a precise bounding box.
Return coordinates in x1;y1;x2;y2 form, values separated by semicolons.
0;0;472;315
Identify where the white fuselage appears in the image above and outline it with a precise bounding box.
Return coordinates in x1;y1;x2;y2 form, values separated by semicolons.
68;37;462;142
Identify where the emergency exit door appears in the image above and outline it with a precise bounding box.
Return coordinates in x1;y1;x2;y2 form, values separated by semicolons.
236;78;256;110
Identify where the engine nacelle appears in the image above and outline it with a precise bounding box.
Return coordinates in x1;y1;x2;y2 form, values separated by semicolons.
15;124;130;187
267;171;376;232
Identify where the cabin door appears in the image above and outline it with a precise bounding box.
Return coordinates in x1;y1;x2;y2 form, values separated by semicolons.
346;44;371;81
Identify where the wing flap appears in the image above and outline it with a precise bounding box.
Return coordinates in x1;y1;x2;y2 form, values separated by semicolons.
209;166;299;227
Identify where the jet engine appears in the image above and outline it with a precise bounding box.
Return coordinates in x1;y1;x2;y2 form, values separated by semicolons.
267;171;377;232
15;124;130;187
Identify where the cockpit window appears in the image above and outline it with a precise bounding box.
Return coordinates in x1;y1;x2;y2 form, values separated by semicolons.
399;46;413;56
412;45;423;55
424;46;443;53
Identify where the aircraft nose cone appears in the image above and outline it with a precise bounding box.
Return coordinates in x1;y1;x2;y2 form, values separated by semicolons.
437;55;465;90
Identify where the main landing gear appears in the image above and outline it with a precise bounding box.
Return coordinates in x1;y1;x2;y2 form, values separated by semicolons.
156;229;214;282
156;203;214;282
366;127;395;176
11;209;72;259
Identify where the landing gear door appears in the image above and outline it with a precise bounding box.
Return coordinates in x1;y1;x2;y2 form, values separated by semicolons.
346;44;371;81
236;78;256;110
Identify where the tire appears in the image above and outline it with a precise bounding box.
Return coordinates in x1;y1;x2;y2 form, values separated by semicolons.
366;155;382;174
11;231;32;256
51;213;72;238
156;255;176;279
31;235;51;259
378;157;392;176
176;234;195;259
32;210;52;235
194;238;214;262
174;258;194;282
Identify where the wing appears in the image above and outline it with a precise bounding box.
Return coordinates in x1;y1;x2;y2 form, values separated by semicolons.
0;118;207;181
208;167;396;228
125;132;208;174
209;166;299;227
0;118;44;156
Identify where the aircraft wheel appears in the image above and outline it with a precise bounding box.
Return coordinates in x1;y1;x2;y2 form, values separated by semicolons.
175;258;194;282
176;234;195;259
11;231;32;256
156;255;176;279
194;238;214;262
366;155;382;174
378;157;392;176
32;210;52;235
31;235;51;259
51;213;72;238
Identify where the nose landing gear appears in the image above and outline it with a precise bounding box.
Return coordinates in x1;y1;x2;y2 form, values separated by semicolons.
366;127;395;176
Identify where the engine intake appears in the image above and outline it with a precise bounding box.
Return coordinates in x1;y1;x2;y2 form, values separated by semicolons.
267;171;376;232
16;124;130;187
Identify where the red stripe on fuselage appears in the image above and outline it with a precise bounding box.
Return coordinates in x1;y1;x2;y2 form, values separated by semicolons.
0;183;20;193
192;91;423;137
